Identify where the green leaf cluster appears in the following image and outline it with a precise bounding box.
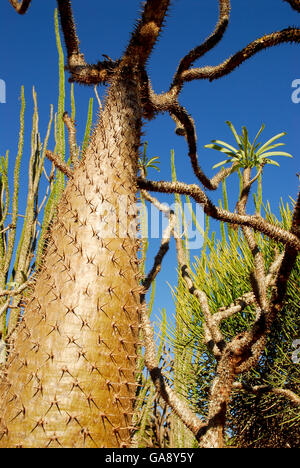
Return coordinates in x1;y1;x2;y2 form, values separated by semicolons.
205;121;293;169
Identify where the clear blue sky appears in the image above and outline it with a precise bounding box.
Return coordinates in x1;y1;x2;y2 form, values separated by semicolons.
1;0;299;325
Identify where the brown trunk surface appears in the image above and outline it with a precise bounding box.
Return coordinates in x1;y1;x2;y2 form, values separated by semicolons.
0;68;142;448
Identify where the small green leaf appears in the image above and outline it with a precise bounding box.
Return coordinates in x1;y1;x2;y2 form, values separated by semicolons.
210;139;239;153
226;121;243;148
212;159;231;169
258;151;293;159
264;159;280;166
256;132;286;155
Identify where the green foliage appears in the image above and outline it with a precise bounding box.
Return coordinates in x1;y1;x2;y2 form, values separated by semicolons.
81;98;94;157
138;142;160;177
205;121;293;169
0;85;54;351
170;175;299;447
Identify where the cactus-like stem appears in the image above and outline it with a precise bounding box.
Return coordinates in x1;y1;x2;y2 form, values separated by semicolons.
0;67;143;448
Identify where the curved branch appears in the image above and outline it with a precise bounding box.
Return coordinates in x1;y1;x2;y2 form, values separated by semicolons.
180;27;300;83
282;0;300;12
171;0;231;93
0;279;34;299
56;0;84;67
142;81;237;191
174;231;225;357
233;382;300;406
270;190;300;309
9;0;31;14
56;0;117;84
170;103;237;189
138;178;300;250
141;212;176;294
237;168;268;312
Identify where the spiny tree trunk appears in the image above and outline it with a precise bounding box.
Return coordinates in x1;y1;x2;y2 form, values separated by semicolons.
0;68;142;448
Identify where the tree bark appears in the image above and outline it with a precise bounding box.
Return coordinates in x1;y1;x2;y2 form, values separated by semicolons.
0;67;142;448
199;352;235;448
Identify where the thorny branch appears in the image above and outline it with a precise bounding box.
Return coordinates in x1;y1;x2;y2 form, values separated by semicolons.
56;0;118;84
138;178;300;251
9;0;31;14
0;279;34;299
172;28;300;84
141;212;176;295
124;0;171;66
171;0;231;94
282;0;300;13
45;150;73;180
233;382;300;406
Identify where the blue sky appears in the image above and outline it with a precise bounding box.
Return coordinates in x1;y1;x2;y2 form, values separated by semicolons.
1;0;299;325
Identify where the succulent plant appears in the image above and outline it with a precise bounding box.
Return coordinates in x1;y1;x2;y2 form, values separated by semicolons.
205;121;293;169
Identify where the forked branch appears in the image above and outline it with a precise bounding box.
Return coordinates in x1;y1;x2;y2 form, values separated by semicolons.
171;0;231;93
56;0;118;84
178;28;300;83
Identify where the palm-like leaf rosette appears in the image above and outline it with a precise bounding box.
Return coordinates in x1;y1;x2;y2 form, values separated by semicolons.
205;121;293;169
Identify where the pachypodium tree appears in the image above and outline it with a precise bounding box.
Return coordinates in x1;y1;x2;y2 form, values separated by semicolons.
1;0;300;448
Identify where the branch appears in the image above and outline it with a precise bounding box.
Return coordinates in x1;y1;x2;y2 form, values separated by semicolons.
174;231;225;357
140;303;206;438
45;150;73;179
141;211;176;295
0;279;34;299
171;0;231;93
214;251;284;322
124;0;171;66
138;188;206;439
9;0;31;14
180;28;300;83
56;0;117;84
143;86;237;190
169;103;237;189
0;299;10;319
138;178;300;250
215;291;256;322
270;190;300;312
237;168;268;312
225;193;299;375
282;0;300;13
56;0;84;67
62;111;79;168
233;382;300;406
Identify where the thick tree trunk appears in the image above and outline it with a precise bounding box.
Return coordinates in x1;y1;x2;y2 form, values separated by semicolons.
0;68;142;448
